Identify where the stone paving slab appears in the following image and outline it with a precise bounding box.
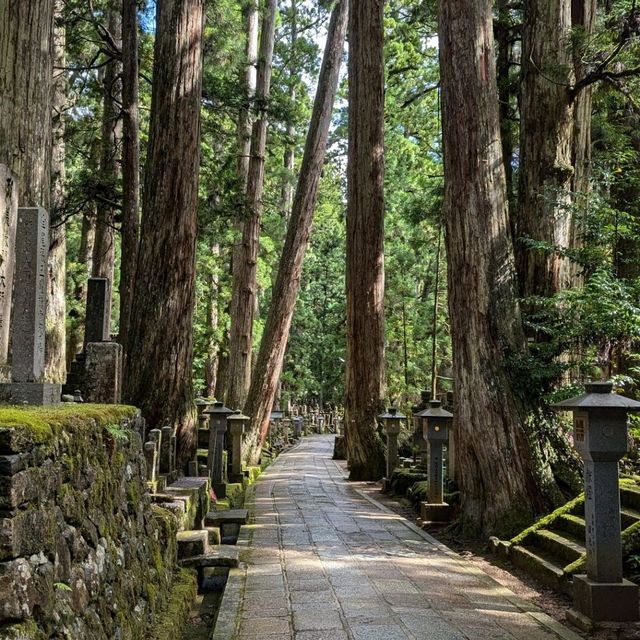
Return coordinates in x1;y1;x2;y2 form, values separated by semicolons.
213;436;583;640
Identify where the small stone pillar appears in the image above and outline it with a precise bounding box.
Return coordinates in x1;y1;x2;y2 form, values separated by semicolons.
160;424;173;474
417;399;452;522
553;381;640;623
283;417;291;444
227;411;249;484
379;407;406;492
144;441;158;486
204;401;234;498
84;278;111;346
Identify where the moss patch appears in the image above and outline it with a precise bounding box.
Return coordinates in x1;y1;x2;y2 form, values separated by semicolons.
147;569;197;640
0;404;137;453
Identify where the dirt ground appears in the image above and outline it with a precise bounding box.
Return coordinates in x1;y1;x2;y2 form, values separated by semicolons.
357;479;640;640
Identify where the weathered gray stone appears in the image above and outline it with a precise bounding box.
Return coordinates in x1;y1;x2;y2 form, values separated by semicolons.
11;208;48;383
83;342;122;404
84;277;111;345
0;382;61;406
0;166;18;379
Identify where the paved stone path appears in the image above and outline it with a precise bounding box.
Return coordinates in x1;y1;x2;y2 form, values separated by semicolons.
218;435;581;640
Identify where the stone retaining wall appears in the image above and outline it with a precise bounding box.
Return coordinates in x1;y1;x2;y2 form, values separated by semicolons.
0;405;190;639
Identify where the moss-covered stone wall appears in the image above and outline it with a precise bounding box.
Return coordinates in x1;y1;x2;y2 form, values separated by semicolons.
0;405;190;639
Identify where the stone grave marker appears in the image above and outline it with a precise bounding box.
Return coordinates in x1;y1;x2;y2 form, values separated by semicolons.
0;208;60;404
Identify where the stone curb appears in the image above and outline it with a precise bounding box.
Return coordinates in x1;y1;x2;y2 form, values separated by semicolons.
350;479;584;640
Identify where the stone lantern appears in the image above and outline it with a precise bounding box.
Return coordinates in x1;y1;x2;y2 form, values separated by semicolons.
379;407;406;491
416;399;453;522
203;401;234;498
227;411;249;484
269;409;283;446
553;381;640;623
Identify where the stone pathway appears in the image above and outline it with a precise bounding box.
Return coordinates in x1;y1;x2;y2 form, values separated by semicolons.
216;435;582;640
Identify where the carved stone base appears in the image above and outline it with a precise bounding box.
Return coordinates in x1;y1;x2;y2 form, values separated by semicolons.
0;383;61;405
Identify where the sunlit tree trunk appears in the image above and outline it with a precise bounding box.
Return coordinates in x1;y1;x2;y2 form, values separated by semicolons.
344;0;387;481
92;1;122;295
0;0;54;209
124;0;204;469
440;0;548;536
119;0;141;352
204;243;221;397
243;0;349;465
226;0;277;409
515;0;575;297
45;0;67;384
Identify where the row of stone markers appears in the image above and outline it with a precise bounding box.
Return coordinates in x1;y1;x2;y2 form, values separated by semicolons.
380;383;640;625
0;165;122;405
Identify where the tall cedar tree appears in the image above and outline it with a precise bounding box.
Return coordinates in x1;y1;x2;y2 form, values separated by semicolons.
119;0;141;353
45;0;67;384
243;0;349;466
344;0;387;480
0;0;54;210
516;0;575;297
124;0;204;468
439;0;548;535
226;0;278;410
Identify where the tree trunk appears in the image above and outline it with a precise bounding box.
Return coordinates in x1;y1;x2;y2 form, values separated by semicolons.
67;212;95;367
0;0;54;209
124;0;204;469
280;0;298;225
515;0;575;298
92;2;122;294
243;0;349;466
119;0;141;352
568;0;596;282
226;0;278;410
344;0;387;481
439;0;548;536
204;243;221;398
45;0;67;384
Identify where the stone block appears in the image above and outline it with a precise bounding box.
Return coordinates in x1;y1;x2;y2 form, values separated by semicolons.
83;342;122;404
420;501;451;523
0;558;37;622
572;574;639;622
0;383;61;406
84;278;111;345
0;469;41;509
11;208;49;384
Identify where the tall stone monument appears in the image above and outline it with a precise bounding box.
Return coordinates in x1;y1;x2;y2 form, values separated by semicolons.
0;208;61;404
0;166;18;380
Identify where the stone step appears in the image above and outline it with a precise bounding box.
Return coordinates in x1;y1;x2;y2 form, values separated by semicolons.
163;476;210;530
620;485;640;511
178;545;240;569
510;544;566;591
532;529;585;564
621;506;640;530
206;526;221;546
553;513;585;539
204;509;249;527
177;530;209;559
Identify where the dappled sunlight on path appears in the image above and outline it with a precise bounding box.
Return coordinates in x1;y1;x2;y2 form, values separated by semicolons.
227;436;581;640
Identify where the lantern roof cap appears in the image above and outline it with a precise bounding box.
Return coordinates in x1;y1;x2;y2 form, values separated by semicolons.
203;401;235;416
378;407;406;420
228;410;250;421
552;381;640;411
415;398;453;419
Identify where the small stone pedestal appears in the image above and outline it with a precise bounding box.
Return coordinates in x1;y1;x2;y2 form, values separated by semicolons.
554;381;640;623
84;342;122;403
417;399;453;523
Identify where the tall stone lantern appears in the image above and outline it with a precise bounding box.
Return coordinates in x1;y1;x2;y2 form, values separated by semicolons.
379;407;406;491
416;399;452;522
203;401;234;498
553;381;640;623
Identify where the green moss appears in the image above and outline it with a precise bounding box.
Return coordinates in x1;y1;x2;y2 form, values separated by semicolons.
510;493;585;546
147;569;197;640
0;404;137;452
0;619;47;639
